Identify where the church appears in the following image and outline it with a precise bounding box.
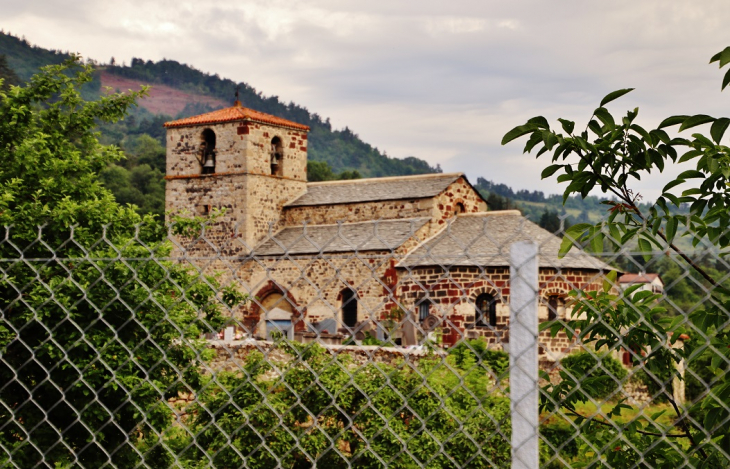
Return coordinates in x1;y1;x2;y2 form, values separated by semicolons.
163;100;612;360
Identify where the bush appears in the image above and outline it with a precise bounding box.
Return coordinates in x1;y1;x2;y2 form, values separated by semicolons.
560;351;627;400
448;338;509;377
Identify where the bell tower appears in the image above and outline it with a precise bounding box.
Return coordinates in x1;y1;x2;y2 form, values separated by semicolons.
164;101;309;252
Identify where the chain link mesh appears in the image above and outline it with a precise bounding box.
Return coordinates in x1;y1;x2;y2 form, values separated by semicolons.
0;216;726;468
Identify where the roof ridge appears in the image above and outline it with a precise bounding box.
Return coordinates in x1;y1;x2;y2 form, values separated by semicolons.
306;172;463;187
457;210;522;217
280;217;431;230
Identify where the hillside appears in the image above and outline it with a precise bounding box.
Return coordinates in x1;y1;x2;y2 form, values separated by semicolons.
1;29;621;228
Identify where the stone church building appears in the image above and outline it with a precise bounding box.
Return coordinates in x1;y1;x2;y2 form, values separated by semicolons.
164;101;612;360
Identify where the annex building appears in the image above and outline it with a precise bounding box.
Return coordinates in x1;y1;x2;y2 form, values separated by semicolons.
163;100;612;360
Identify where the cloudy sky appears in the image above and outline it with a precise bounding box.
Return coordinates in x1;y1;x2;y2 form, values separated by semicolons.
2;1;729;199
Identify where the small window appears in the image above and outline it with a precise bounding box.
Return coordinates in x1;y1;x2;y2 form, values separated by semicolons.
455;202;466;215
270;136;283;176
200;204;211;217
417;298;430;322
475;293;497;327
546;295;564;321
200;129;217;174
341;288;358;329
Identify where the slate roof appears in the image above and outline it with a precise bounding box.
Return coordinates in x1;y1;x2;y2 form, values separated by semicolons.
398;211;614;270
254;218;431;256
164;103;310;131
285;173;465;207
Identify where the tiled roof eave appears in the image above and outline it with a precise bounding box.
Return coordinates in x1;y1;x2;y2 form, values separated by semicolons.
164;116;309;131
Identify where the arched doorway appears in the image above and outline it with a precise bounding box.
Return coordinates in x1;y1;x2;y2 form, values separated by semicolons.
340;288;358;329
260;292;294;340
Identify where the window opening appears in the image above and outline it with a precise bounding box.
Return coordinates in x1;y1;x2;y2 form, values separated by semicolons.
418;298;430;322
270;136;283;176
200;129;217;174
475;293;497;327
341;288;358;329
546;295;564;321
455;202;466;215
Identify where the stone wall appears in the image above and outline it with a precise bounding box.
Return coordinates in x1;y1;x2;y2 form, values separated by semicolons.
396;265;606;359
283;177;487;236
165;121;307;180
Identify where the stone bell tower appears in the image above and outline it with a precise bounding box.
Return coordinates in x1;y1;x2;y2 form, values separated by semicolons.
164;99;309;252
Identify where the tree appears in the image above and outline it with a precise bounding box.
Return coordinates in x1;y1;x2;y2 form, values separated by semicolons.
0;57;241;467
503;49;730;465
0;55;19;91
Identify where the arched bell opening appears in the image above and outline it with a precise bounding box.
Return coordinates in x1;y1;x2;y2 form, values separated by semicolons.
200;128;217;174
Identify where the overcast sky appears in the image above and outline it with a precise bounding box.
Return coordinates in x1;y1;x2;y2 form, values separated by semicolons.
2;1;729;199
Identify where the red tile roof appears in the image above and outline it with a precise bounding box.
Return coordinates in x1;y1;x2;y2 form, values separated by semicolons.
618;273;660;284
164;102;310;131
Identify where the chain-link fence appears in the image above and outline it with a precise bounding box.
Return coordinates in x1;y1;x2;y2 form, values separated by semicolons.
0;215;727;468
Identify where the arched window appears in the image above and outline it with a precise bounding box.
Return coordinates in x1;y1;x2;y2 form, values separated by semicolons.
341;288;358;329
200;129;217;174
270;136;283;176
546;295;564;321
455;202;466;215
475;293;498;327
417;297;431;322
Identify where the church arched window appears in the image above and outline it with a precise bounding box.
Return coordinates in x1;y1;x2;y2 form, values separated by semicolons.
270;136;283;176
200;128;217;174
475;293;498;327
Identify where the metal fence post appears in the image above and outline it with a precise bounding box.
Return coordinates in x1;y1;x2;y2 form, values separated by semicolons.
510;241;539;469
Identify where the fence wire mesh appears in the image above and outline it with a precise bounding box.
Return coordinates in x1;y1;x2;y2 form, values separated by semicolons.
0;214;727;468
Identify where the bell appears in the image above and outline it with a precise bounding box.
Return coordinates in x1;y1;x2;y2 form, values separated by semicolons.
203;155;215;169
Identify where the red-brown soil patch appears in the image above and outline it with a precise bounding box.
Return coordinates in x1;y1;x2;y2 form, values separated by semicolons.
100;71;228;116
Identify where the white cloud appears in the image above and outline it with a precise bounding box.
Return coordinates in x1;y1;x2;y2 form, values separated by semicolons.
2;0;729;202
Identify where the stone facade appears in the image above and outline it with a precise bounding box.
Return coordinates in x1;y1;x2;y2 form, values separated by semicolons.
163;104;614;363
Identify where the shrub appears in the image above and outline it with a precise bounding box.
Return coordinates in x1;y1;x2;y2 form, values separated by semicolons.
560;351;627;400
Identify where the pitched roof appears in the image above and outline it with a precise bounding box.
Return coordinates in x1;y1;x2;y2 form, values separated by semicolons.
254;218;430;256
286;173;466;207
164;103;310;131
618;273;661;284
397;211;614;270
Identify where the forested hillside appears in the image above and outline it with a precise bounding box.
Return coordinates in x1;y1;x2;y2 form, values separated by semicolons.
2;30;630;230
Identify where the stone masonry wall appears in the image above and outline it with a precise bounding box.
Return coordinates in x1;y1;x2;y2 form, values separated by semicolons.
396;266;606;360
165;121;307;180
165;120;308;250
283;177;487;236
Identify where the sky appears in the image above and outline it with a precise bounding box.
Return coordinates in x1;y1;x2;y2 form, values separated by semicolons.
2;1;729;200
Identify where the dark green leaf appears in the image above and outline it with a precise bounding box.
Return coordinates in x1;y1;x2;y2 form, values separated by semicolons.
558;118;575;134
527;116;550;129
594;107;615;128
710;118;730;143
677;170;705;179
723;69;730;91
599;88;634;107
658;115;689;129
666;217;678;244
662;179;685;193
502;124;539;145
678;114;715;132
541;164;562;179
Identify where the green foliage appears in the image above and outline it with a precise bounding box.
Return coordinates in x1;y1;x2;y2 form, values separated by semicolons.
448;338;509;379
0;57;243;467
307;160;362;182
504;47;730;465
560;351;628;400
183;342;512;468
0;55;20;90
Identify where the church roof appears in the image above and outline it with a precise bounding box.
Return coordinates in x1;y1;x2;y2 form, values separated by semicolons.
254;218;430;255
164;103;310;131
397;211;614;271
286;173;467;207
